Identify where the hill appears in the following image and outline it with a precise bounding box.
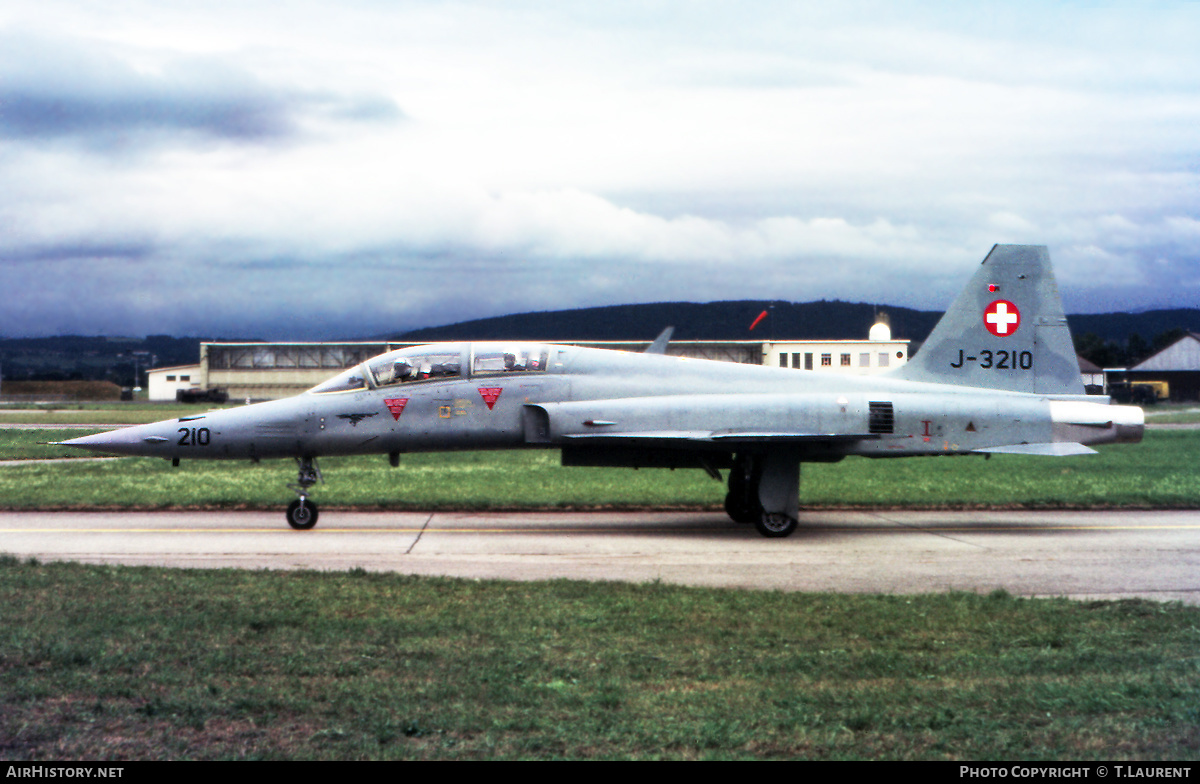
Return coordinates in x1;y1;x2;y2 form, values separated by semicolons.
395;300;944;343
3;304;1198;385
0;335;207;386
394;300;1200;350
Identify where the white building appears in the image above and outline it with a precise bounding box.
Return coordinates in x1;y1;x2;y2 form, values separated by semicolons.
147;364;203;402
763;322;909;375
1077;355;1103;389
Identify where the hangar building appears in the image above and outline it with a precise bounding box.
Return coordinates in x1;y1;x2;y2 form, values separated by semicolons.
1121;332;1200;401
146;326;910;402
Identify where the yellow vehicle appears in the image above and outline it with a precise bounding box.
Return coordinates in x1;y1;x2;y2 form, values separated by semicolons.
1140;380;1170;401
1108;379;1168;404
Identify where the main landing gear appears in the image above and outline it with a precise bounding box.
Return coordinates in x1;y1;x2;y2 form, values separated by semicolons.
724;453;801;538
286;456;322;530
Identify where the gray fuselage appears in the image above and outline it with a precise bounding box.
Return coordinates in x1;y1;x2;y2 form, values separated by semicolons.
68;341;1142;464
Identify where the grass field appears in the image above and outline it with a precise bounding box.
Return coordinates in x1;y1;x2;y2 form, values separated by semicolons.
2;557;1198;760
0;404;237;425
3;409;1199;760
0;428;1197;510
1144;405;1200;425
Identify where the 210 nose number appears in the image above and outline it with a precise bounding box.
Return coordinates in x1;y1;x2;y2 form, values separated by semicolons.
177;427;211;446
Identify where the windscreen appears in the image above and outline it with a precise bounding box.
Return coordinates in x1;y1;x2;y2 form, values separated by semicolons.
311;343;547;394
309;365;369;394
472;345;550;375
368;348;463;388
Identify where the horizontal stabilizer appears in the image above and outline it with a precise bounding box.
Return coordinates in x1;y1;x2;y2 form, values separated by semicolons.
972;442;1097;456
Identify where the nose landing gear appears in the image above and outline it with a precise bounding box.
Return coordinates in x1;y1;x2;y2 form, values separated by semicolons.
286;498;318;530
286;456;323;530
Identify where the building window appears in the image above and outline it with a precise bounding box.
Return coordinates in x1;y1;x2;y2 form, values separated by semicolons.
792;353;802;369
859;353;870;367
840;353;851;367
779;354;789;368
166;375;176;381
879;352;890;367
821;354;832;367
180;375;190;381
805;353;813;370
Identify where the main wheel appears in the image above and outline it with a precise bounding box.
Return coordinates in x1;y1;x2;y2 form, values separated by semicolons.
755;511;797;538
725;454;763;524
724;491;760;525
286;498;319;530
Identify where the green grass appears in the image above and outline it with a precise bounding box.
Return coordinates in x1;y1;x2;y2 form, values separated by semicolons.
0;428;113;461
1;429;1198;510
1;558;1197;760
1143;404;1200;425
0;404;237;425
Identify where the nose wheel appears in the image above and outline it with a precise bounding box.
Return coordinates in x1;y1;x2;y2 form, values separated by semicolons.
286;457;323;530
286;498;319;530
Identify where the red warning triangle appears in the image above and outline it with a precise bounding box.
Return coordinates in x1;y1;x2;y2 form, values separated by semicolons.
478;387;503;410
384;398;409;420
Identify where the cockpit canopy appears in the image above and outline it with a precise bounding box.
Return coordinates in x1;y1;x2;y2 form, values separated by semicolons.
309;343;553;394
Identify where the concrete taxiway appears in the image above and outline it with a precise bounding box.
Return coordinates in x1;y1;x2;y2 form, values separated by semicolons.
4;509;1199;603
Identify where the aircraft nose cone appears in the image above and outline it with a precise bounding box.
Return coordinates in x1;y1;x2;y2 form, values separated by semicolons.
58;425;169;456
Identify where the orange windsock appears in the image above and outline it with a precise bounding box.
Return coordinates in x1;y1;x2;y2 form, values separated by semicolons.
749;310;769;331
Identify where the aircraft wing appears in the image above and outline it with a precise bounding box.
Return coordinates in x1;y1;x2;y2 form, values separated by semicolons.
533;395;885;448
565;430;1092;453
561;430;881;445
543;391;1102;455
971;443;1097;456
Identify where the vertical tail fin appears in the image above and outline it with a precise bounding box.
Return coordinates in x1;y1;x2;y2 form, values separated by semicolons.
892;245;1082;395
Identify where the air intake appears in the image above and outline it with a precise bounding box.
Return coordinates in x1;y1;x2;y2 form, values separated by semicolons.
869;402;895;435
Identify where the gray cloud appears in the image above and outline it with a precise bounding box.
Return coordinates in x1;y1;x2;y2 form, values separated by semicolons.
2;4;1198;340
0;35;404;150
0;241;155;264
0;88;295;142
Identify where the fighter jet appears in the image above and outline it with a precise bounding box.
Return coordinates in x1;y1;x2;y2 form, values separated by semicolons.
60;245;1144;537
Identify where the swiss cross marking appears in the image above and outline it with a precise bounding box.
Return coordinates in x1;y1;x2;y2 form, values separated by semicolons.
478;387;503;410
384;398;409;420
984;300;1020;337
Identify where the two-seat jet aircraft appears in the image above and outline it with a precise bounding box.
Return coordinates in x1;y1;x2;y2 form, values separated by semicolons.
61;245;1144;537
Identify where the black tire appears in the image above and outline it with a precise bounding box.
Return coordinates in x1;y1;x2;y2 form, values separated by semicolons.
724;491;760;525
754;512;797;538
286;498;319;530
725;454;762;524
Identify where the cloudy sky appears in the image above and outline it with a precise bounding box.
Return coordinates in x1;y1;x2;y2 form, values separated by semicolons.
2;1;1198;339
